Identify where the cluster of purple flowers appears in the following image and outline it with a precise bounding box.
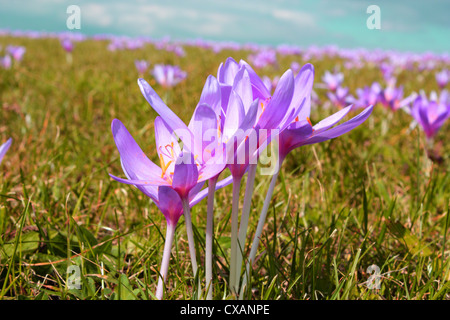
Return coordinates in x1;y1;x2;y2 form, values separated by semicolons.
247;49;278;69
134;60;187;87
151;64;187;88
320;70;353;108
0;45;26;69
408;90;450;141
110;57;373;299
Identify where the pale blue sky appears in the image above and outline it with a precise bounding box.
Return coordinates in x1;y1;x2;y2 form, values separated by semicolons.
0;0;449;53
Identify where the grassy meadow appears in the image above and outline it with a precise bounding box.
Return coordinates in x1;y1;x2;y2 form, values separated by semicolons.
0;35;449;300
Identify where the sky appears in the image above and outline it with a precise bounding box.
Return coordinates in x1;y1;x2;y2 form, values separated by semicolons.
0;0;449;53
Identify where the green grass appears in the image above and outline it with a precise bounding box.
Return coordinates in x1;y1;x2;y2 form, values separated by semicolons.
0;36;449;300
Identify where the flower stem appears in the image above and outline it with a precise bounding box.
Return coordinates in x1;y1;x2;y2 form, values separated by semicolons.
182;197;199;298
239;171;279;299
235;163;257;292
229;175;242;296
156;222;176;300
205;176;218;300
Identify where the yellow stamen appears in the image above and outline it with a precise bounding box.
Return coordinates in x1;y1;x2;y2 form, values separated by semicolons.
159;153;173;178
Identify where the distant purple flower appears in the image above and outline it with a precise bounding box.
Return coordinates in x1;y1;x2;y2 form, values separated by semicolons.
435;69;449;89
152;64;187;88
247;49;277;69
107;40;124;51
0;138;12;164
348;82;382;109
166;45;186;57
380;62;395;82
409;90;450;139
6;45;26;61
61;38;74;53
0;55;12;69
327;86;352;108
379;80;415;111
135;60;149;74
290;61;301;74
126;38;145;50
321;70;344;92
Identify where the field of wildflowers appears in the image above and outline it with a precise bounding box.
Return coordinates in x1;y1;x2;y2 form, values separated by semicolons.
0;30;449;300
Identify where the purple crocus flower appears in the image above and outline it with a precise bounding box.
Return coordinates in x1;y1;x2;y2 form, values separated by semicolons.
327;86;352;108
110;110;226;202
380;62;395;82
347;82;382;109
321;70;344;92
110;75;232;297
247;49;277;69
379;79;415;112
216;58;315;293
0;138;12;164
110;117;231;300
152;64;187;88
435;69;449;89
240;66;373;298
61;38;74;53
6;45;26;62
0;55;12;69
135;60;149;75
409;90;450;140
290;61;301;74
165;44;186;57
216;57;305;178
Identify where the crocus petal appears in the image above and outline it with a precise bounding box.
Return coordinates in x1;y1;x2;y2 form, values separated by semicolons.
239;59;271;100
138;78;189;133
304;105;374;145
418;102;431;134
232;67;253;113
257;69;295;130
279;120;313;156
154;116;182;175
198;158;226;183
188;104;218;163
119;157;160;201
158;186;184;226
312;105;353;134
223;90;245;140
190;175;233;207
198;75;222;117
0;138;12;164
287;63;315;124
218;57;240;85
109;173;170;187
111;119;167;184
172;151;199;198
239;98;259;132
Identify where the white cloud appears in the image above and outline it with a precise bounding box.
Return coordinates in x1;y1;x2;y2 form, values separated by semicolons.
82;3;113;27
272;9;316;27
